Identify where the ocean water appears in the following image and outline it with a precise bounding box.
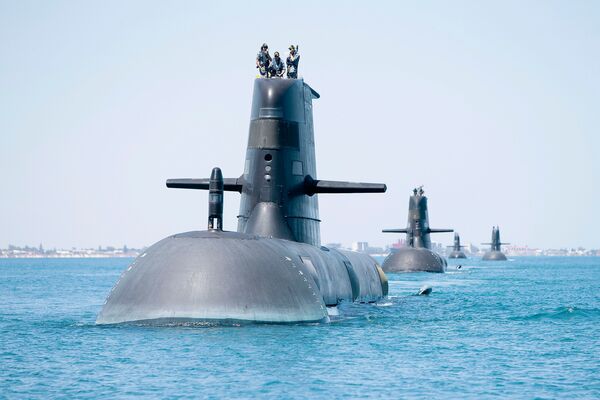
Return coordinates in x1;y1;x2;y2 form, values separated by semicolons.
1;257;599;399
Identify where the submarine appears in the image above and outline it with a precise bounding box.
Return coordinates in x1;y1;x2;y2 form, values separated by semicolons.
482;226;509;261
381;187;453;273
447;232;467;259
97;77;389;325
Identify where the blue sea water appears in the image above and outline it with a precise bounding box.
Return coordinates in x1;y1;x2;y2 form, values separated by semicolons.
1;257;599;399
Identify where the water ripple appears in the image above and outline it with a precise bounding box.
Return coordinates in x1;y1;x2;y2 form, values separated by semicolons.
1;257;599;398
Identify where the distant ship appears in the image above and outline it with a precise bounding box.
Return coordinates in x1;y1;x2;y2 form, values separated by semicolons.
482;226;509;261
447;232;467;259
381;187;453;273
97;77;389;325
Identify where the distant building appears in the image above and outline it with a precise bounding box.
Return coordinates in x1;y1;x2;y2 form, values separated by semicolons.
0;244;145;258
391;239;407;249
347;242;385;255
352;242;369;252
431;242;444;254
466;243;478;255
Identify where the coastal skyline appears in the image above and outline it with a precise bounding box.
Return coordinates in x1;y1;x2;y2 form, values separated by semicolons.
2;240;598;259
1;1;599;249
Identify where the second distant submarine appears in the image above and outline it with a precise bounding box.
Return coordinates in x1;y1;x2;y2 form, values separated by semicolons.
447;232;467;259
482;226;509;261
381;187;453;273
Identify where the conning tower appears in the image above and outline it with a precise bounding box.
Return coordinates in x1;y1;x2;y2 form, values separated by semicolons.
168;79;385;245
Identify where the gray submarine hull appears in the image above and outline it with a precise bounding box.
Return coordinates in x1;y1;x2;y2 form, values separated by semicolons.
97;231;386;324
482;250;507;261
382;247;447;273
448;250;467;259
97;77;388;325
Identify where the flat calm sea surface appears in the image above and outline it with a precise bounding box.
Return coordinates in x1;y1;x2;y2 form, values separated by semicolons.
1;257;599;399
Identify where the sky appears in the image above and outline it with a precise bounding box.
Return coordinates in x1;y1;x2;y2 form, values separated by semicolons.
1;1;599;250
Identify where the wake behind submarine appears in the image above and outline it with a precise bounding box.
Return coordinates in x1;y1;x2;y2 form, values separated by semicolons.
381;187;453;273
482;226;509;261
97;77;389;325
447;232;467;259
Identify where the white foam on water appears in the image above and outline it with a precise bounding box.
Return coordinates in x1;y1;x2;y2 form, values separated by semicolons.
326;306;339;316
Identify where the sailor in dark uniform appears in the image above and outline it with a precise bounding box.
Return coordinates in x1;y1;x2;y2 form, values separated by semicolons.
286;45;300;79
270;51;285;78
256;43;272;77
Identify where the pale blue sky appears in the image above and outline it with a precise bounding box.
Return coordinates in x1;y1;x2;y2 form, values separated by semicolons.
1;1;598;249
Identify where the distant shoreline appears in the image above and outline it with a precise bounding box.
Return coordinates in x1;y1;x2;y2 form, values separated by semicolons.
1;254;598;260
0;255;137;259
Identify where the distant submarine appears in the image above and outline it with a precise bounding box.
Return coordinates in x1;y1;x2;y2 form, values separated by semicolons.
447;232;467;259
482;226;509;261
381;187;453;273
97;78;389;324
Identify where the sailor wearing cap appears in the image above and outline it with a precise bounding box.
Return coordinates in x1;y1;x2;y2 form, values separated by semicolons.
256;43;272;77
286;45;300;79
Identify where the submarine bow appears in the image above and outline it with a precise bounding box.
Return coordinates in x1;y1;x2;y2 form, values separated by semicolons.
98;78;388;325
